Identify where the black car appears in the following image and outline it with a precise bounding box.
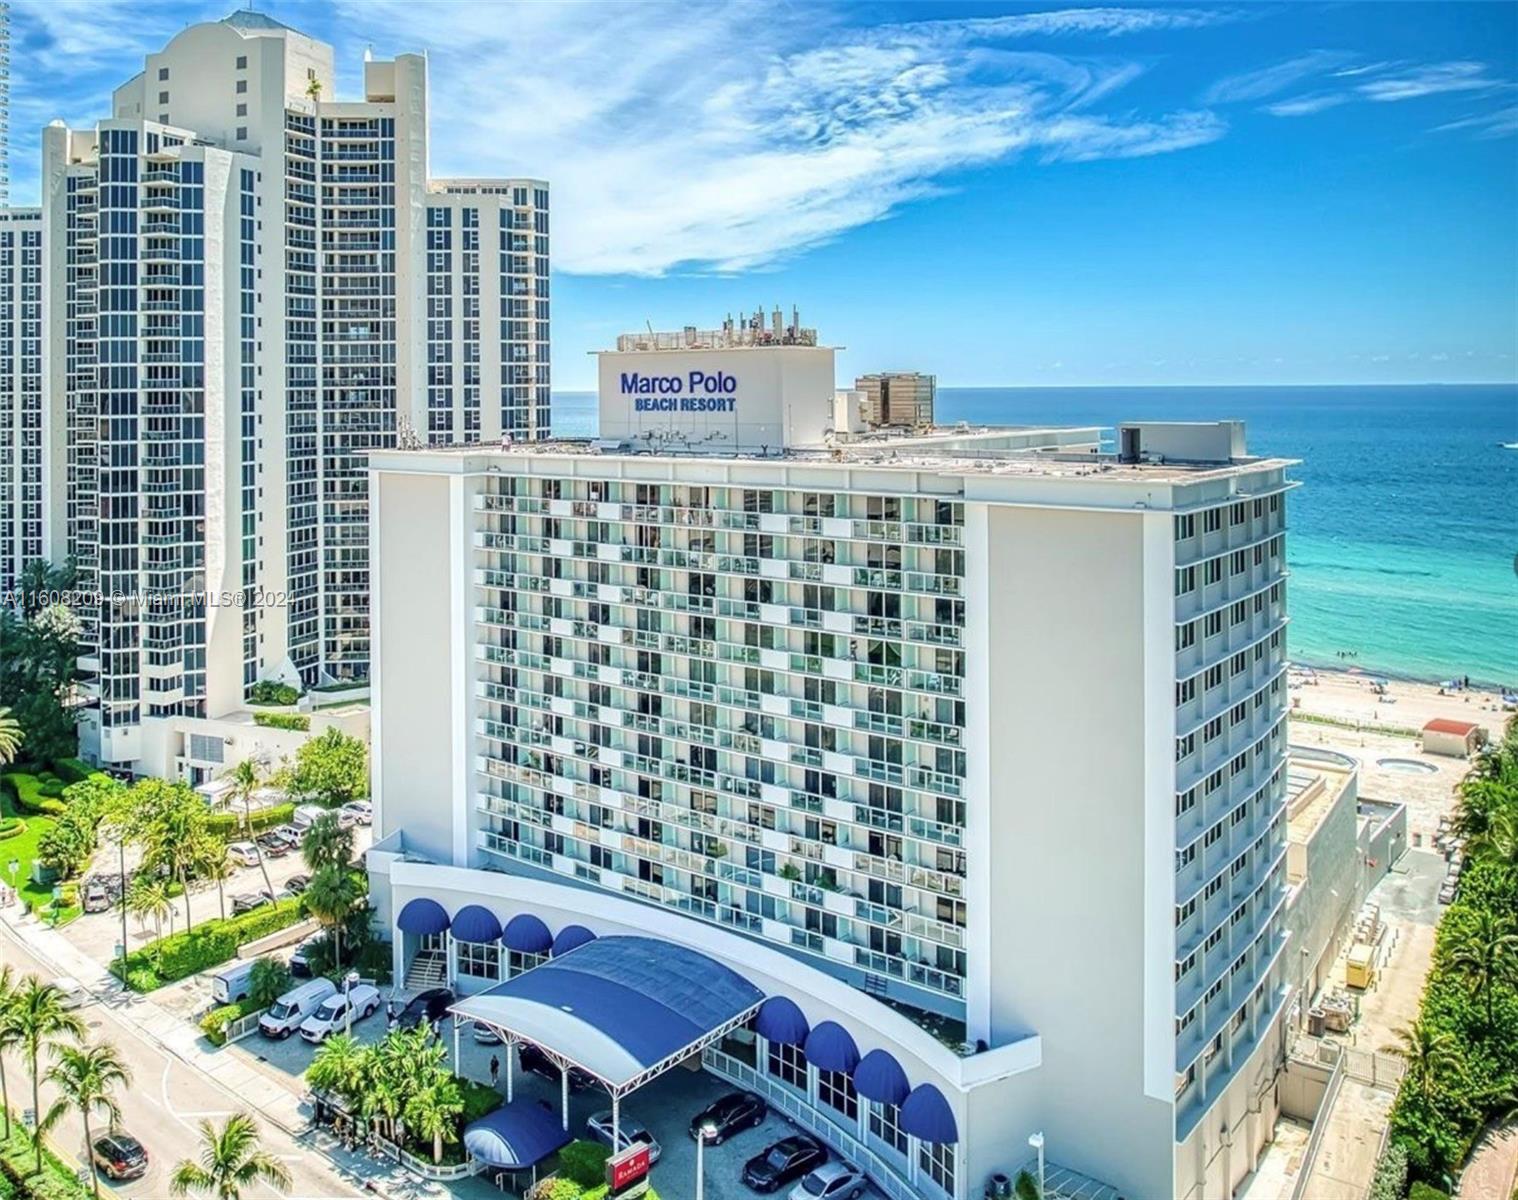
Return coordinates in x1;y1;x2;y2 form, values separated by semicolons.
741;1135;828;1193
392;986;455;1030
230;890;273;915
92;1132;148;1181
284;872;311;895
254;832;290;858
518;1042;597;1091
689;1090;767;1144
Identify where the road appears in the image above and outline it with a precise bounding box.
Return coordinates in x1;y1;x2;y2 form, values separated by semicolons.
0;922;362;1199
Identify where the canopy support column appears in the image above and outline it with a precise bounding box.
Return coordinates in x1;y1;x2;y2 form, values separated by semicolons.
505;1040;514;1102
560;1065;570;1131
612;1091;620;1152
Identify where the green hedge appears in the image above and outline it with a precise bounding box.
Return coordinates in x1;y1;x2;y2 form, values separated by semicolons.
1407;1184;1449;1200
206;802;294;835
253;711;310;732
200;997;266;1047
116;899;306;992
0;819;24;841
50;759;95;785
1;774;64;817
0;1114;91;1200
249;681;301;706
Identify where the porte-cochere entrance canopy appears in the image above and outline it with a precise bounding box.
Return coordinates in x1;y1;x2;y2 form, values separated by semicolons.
449;934;764;1093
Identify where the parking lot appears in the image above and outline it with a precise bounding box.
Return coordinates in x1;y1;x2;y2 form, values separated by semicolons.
236;1002;883;1200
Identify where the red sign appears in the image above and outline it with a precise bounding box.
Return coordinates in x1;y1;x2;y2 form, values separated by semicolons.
607;1143;651;1197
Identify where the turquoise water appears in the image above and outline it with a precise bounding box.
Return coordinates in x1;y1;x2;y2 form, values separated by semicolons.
551;384;1518;687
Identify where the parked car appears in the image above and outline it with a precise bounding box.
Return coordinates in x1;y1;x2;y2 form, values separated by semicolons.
336;808;358;831
518;1043;596;1090
587;1110;662;1164
299;983;381;1042
689;1091;767;1144
211;959;258;1005
742;1135;828;1193
91;1132;148;1181
292;804;329;831
393;986;455;1031
49;977;89;1011
284;872;311;895
271;824;303;849
789;1162;866;1200
231;890;274;915
227;842;262;869
288;935;323;978
254;832;290;858
259;978;337;1039
341;800;373;826
471;1020;503;1045
82;880;111;913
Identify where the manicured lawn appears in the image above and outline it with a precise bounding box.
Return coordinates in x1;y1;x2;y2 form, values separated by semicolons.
0;782;80;925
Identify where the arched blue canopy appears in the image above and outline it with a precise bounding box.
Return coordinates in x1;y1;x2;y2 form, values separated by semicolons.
754;996;809;1046
900;1083;958;1143
852;1048;910;1106
397;897;450;936
463;1101;571;1169
804;1021;860;1074
502;913;553;954
550;924;596;957
450;904;502;944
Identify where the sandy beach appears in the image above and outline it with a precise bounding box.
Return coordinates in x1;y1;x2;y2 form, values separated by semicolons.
1288;665;1514;736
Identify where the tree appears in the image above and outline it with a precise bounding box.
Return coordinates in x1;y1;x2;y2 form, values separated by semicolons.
0;965;18;1139
36;811;96;877
223;759;275;898
288;728;367;807
130;778;211;934
405;1077;464;1163
0;574;81;766
1471;809;1518;877
0;706;21;767
247;958;291;1011
198;838;233;922
1446;909;1518;1029
303;866;358;970
301;811;353;875
305;1032;368;1102
169;1113;291;1200
12;975;86;1171
127;876;174;944
1386;1019;1462;1107
40;1042;131;1199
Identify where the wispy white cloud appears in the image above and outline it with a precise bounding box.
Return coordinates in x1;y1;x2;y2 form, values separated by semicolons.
330;2;1229;275
1357;61;1502;102
1204;50;1352;104
1263;93;1351;118
1436;105;1518;139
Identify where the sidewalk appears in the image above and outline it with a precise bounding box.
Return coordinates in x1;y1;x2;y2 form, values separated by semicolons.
1458;1121;1518;1200
0;907;309;1136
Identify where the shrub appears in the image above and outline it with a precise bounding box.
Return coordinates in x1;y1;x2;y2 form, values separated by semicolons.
206;802;294;835
50;758;96;785
254;711;310;732
559;1141;609;1189
1015;1169;1041;1200
1367;1143;1409;1200
458;1079;504;1124
249;680;301;706
528;1180;583;1200
0;819;24;841
2;773;64;816
1407;1184;1448;1200
116;899;306;990
200;1003;246;1047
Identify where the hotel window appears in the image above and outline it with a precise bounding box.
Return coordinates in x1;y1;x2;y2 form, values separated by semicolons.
816;1069;857;1120
1176;621;1196;650
1177;843;1196;873
1176;1064;1196;1097
236;55;247;69
1176;677;1195;706
766;1041;807;1090
1174;513;1195;540
508;950;546;975
159;91;170;104
1204;508;1222;533
1177;787;1197;818
1176;896;1197;926
159;67;169;80
457;940;499;979
236;80;248;94
1204;558;1223;585
1230;503;1246;525
1175;567;1196;596
869;1101;909;1155
920;1141;956;1196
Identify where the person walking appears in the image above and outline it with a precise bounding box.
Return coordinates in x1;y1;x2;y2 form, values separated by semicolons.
489;1054;500;1087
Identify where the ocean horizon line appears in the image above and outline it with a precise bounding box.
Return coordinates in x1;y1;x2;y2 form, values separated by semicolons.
550;380;1518;396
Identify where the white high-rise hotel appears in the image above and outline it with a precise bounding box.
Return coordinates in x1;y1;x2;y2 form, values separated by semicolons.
368;318;1296;1200
2;11;548;772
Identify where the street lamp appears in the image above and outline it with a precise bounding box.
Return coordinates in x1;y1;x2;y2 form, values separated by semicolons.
1028;1131;1045;1199
343;970;361;1036
695;1121;717;1200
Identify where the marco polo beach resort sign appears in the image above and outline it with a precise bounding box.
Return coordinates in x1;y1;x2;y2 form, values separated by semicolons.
622;370;738;413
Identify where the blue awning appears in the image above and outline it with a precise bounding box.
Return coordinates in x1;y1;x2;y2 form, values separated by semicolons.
451;935;764;1089
463;1101;571;1170
502;913;553;954
550;924;596;957
853;1049;910;1106
451;904;502;944
900;1083;958;1143
804;1021;860;1074
754;996;809;1046
396;897;450;936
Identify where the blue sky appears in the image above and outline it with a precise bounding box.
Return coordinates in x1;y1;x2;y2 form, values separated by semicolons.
11;2;1516;388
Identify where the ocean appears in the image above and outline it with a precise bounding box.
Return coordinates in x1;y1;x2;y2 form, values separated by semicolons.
549;384;1518;688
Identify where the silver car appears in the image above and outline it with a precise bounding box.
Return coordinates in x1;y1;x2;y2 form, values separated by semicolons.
790;1162;867;1200
585;1110;661;1164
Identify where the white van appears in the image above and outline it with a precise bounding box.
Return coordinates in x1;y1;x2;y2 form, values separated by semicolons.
258;978;336;1039
292;804;329;831
211;959;258;1006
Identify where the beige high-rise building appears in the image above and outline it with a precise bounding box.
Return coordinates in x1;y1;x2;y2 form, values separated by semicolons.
856;371;935;429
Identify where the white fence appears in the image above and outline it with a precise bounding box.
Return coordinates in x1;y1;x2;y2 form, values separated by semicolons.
225;1008;267;1044
372;1134;482;1182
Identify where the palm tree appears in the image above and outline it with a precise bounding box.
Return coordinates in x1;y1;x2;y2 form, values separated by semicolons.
197;839;232;923
300;812;353;875
0;965;19;1139
1386;1018;1462;1106
0;706;22;767
223;759;275;899
404;1078;463;1163
305;1032;368;1105
40;1042;131;1199
302;866;356;971
1471;809;1518;876
1446;910;1518;1029
170;1113;290;1200
12;975;85;1171
127;877;173;945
